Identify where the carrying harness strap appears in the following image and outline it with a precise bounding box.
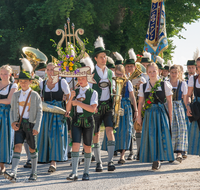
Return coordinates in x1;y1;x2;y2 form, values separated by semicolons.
18;90;32;127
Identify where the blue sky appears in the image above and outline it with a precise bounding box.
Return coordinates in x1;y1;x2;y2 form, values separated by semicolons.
171;20;200;71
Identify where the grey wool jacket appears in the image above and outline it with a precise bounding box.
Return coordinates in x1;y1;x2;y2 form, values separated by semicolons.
10;90;43;132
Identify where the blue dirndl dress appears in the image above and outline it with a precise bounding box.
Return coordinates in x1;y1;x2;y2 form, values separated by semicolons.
0;104;14;164
0;84;14;164
188;97;200;156
101;82;133;151
140;82;174;163
37;80;68;163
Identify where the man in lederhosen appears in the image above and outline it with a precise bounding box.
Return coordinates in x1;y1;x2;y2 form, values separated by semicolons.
90;36;116;172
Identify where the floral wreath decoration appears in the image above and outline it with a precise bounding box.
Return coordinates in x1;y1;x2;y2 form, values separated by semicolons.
141;79;162;117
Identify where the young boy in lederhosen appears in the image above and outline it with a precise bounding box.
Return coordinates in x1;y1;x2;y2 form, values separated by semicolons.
4;70;42;182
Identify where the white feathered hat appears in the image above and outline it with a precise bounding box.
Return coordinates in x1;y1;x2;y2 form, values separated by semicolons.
187;48;199;66
93;36;110;57
141;51;152;63
156;56;164;69
17;58;34;79
80;56;95;73
124;48;137;66
164;60;172;70
113;52;124;65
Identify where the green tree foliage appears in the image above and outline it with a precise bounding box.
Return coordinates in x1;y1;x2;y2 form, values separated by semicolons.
0;0;200;66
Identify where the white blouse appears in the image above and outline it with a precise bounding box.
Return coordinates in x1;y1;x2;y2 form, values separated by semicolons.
188;75;200;88
39;78;70;95
127;80;134;92
69;84;98;113
138;80;173;97
0;83;18;95
169;80;188;95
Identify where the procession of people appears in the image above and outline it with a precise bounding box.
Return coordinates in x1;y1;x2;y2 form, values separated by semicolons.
0;35;200;184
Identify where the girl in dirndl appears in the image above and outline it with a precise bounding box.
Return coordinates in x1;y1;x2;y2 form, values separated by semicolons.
186;59;200;156
37;63;70;172
169;65;188;162
137;62;174;170
0;65;18;174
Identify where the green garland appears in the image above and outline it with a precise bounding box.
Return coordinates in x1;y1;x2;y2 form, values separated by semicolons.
142;79;162;117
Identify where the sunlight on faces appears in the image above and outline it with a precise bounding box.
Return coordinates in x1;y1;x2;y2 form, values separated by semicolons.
187;65;196;76
125;64;135;74
170;68;179;79
77;76;88;87
0;69;10;81
147;65;158;79
94;52;107;66
46;64;54;78
19;80;32;91
162;69;169;77
196;61;200;74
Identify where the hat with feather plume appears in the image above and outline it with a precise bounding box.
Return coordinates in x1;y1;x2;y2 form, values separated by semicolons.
187;48;199;66
141;51;152;63
17;58;34;80
156;56;164;70
164;60;172;71
124;48;137;66
113;52;124;65
106;56;115;69
93;36;110;57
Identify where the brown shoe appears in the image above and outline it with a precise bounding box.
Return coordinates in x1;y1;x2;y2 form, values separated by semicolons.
152;161;161;170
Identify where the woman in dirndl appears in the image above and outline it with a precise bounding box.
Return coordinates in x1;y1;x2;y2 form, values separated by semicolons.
169;65;188;162
0;65;18;174
114;65;137;164
137;62;174;170
186;58;200;157
37;63;70;172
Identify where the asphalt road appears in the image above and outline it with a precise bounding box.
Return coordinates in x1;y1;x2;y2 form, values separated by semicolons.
1;139;200;190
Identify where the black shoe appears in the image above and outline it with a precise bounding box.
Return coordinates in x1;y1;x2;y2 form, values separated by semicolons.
68;152;71;159
114;151;118;156
108;161;115;171
48;165;56;173
4;171;16;183
134;154;139;161
67;173;78;181
95;162;103;172
91;155;95;162
118;159;125;164
127;153;134;160
28;173;37;181
82;173;89;181
24;160;32;168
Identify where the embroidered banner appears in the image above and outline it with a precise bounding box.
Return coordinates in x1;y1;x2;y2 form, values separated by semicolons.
144;0;168;62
